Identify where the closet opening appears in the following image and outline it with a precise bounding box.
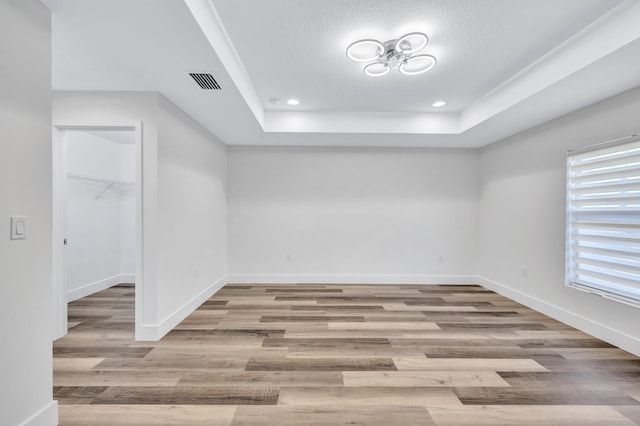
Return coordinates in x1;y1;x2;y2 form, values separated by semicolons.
52;124;143;340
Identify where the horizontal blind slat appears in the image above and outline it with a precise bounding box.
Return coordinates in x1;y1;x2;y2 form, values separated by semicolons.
570;184;640;198
570;154;640;175
571;206;640;213
570;239;640;254
571;197;640;212
571;140;640;164
571;191;640;201
574;222;640;232
569;169;640;186
573;256;640;275
572;250;640;268
574;266;640;287
571;180;640;192
572;213;640;223
571;228;640;246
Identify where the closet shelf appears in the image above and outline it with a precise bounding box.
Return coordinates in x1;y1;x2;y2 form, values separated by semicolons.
67;172;135;199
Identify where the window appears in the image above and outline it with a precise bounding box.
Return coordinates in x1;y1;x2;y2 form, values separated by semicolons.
566;135;640;306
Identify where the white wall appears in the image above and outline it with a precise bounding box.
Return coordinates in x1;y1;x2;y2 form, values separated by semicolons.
120;185;136;276
478;84;640;356
118;140;137;276
53;91;228;340
0;1;58;425
228;146;479;283
65;130;136;301
155;96;228;325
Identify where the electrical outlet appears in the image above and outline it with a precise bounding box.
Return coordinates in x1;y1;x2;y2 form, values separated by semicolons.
522;266;528;277
286;253;293;262
195;268;199;278
439;255;444;263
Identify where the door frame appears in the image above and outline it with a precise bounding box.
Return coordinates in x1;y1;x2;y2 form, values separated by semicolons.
52;122;143;340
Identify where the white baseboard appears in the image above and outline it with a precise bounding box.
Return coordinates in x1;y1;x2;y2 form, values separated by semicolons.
120;273;136;283
227;274;478;285
136;275;227;341
67;274;137;302
20;400;58;426
477;276;640;357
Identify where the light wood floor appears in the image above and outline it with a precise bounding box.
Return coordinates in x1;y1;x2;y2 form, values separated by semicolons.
54;283;640;425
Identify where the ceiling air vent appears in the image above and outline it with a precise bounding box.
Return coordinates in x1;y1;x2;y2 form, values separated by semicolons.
189;72;221;90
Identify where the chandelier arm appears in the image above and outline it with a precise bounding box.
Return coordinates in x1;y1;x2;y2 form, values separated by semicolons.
395;32;428;54
346;39;385;62
347;33;435;76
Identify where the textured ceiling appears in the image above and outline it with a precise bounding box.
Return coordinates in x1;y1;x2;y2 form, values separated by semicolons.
43;0;640;147
212;0;620;113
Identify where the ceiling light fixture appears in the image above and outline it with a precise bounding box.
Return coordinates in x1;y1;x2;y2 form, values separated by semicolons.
432;101;446;107
286;98;300;106
346;32;436;77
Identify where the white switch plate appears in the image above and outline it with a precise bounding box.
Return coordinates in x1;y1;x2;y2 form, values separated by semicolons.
10;216;27;240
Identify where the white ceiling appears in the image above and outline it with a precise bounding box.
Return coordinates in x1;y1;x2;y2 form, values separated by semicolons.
43;0;640;148
213;0;618;113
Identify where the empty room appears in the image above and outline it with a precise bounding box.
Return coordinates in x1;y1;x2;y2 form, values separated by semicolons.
2;0;640;425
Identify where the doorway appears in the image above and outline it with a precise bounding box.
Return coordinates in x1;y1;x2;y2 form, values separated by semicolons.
52;124;143;340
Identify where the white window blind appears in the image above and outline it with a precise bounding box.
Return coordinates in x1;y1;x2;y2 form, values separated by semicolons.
566;135;640;306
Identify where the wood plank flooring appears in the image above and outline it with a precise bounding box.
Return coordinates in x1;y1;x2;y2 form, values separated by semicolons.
54;284;640;425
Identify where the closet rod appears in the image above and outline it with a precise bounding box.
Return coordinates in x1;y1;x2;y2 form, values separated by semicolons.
67;172;133;185
95;181;117;200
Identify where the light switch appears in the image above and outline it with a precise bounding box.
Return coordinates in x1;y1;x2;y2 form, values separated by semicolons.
10;216;27;240
16;221;25;235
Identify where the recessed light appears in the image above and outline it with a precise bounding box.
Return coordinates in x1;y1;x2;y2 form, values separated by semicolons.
432;101;446;107
269;98;281;105
287;99;300;106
